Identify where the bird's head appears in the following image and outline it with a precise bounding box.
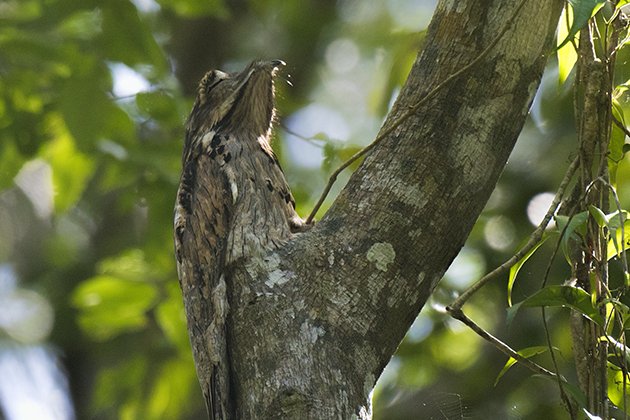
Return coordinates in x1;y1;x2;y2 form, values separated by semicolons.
187;59;285;138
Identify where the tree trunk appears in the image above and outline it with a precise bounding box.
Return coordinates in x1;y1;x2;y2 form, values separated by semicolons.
205;0;564;417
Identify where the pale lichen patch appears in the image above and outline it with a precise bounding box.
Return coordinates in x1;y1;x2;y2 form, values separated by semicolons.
265;269;292;288
407;226;423;240
300;320;325;344
366;242;395;272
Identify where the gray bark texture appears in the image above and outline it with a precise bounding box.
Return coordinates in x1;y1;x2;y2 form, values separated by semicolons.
221;0;563;418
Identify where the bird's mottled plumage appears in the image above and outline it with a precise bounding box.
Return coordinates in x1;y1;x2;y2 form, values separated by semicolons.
174;60;305;419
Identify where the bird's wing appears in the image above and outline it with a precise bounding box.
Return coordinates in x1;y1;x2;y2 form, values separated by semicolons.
174;132;233;419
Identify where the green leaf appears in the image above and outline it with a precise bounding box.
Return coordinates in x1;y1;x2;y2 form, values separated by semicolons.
136;91;178;122
607;220;630;260
156;0;230;18
41;116;95;213
0;139;26;189
147;358;197;419
588;205;609;228
589;209;630;261
71;275;158;341
557;0;606;50
57;9;103;40
557;6;578;84
59;68;117;147
92;355;150;417
601;335;630;364
97;248;158;281
155;281;191;353
606;209;628;230
0;0;42;21
506;301;524;328
322;142;363;172
508;234;551;306
520;285;604;326
555;211;589;265
495;346;551;386
99;0;167;72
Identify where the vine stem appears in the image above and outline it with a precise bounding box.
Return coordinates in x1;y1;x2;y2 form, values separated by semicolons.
443;155;579;390
446;155;580;312
305;0;531;224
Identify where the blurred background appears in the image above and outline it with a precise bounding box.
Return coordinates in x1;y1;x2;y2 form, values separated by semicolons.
1;0;630;419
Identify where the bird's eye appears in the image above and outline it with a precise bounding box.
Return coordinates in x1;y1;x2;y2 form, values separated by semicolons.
203;70;228;92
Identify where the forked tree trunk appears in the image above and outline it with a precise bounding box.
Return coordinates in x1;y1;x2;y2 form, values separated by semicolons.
204;0;564;417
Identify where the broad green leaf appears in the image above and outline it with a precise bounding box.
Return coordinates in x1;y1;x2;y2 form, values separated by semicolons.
99;0;167;72
588;205;608;228
557;6;578;84
607;220;630;260
508;234;551;306
97;248;158;281
57;9;102;40
136;91;178;122
59;68;115;147
71;275;158;341
605;209;628;230
594;209;630;262
313;132;331;141
558;0;606;50
155;281;191;353
156;0;230;18
520;285;604;326
322;142;363;172
0;139;26;189
147;358;197;420
0;0;42;21
495;346;551;386
41;116;95;213
601;335;630;364
555;211;589;265
505;301;523;328
93;356;148;415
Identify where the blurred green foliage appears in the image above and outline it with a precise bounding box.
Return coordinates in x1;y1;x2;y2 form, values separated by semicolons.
2;0;630;418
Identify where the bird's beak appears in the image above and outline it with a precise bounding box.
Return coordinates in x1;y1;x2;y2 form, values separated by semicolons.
269;59;286;69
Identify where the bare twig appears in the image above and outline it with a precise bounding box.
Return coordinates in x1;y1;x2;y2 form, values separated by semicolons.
543;307;576;417
305;0;531;223
612;115;630;141
280;123;326;148
449;307;557;377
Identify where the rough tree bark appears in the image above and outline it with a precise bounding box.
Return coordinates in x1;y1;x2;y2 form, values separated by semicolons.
202;0;564;418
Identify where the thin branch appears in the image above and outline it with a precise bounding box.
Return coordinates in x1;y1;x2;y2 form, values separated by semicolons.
446;155;580;312
613;115;630;140
305;0;531;223
448;308;557;377
280;123;326;148
542;307;576;418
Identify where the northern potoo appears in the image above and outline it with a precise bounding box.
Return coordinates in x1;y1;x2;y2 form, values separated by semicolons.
174;60;306;418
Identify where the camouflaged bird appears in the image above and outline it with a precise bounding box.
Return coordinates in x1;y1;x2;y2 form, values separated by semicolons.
174;60;306;419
